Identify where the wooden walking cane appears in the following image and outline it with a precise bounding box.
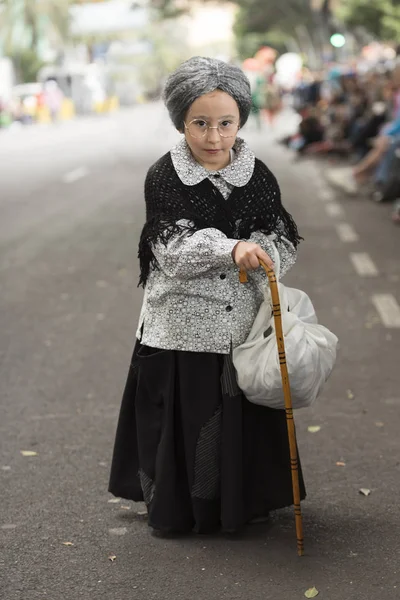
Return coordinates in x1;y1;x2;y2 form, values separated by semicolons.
239;262;304;557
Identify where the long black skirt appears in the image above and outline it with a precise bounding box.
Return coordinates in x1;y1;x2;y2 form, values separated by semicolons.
108;341;306;534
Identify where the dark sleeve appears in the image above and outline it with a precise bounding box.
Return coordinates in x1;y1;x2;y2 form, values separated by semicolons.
254;158;302;249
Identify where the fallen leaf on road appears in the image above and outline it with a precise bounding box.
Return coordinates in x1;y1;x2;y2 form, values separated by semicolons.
108;555;117;562
120;506;131;510
359;488;371;496
109;528;127;536
336;461;346;467
375;422;384;427
20;451;38;457
307;426;321;433
108;498;121;504
137;510;148;517
305;587;319;598
62;542;74;546
346;390;354;399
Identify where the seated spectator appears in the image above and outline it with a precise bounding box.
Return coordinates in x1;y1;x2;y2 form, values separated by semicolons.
325;67;400;196
302;97;355;156
373;139;400;203
349;99;388;160
283;106;324;153
325;117;400;194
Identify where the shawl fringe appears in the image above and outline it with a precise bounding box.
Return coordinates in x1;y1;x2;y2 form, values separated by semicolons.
138;153;302;287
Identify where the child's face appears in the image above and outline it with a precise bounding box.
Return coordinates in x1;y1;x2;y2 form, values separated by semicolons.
182;90;240;171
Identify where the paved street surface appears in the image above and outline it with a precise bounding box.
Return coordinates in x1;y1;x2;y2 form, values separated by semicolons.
1;105;399;600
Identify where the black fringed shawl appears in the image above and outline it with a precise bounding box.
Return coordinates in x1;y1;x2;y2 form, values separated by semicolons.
138;152;301;287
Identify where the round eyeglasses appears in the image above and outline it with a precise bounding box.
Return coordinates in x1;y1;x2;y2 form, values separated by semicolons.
184;119;239;139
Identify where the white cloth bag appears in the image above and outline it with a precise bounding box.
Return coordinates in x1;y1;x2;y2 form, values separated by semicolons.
232;244;338;409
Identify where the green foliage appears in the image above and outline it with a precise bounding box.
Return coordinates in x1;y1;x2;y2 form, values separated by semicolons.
9;48;45;83
232;0;327;67
145;0;400;47
0;0;72;54
0;0;72;82
149;0;196;19
148;0;330;67
234;0;311;36
149;0;232;20
333;0;400;41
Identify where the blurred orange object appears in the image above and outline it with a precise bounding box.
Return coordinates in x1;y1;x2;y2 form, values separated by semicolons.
254;46;277;65
242;58;262;72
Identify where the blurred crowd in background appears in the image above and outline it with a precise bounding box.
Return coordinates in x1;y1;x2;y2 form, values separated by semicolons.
277;46;400;224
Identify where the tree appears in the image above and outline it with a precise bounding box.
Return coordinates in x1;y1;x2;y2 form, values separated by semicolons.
0;0;72;56
149;0;192;19
231;0;334;67
8;48;45;83
0;0;72;82
149;0;227;19
335;0;400;42
150;0;334;67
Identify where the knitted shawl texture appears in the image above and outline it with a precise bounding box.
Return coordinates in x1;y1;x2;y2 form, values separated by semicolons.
138;152;301;286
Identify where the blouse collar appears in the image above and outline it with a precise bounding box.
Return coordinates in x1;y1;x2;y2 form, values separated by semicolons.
171;136;255;188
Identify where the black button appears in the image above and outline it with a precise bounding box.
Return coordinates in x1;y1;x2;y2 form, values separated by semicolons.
226;305;233;312
213;173;221;178
220;274;226;280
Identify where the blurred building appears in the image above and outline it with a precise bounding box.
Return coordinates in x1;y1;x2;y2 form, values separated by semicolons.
70;0;148;39
1;0;238;115
36;0;151;111
180;1;237;61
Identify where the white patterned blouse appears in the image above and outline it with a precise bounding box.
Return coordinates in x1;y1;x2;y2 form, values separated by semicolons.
136;137;297;354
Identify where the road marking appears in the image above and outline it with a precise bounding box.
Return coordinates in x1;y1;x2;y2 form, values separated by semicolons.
371;294;400;328
62;166;89;184
319;189;335;202
336;223;359;243
350;252;379;276
325;202;344;218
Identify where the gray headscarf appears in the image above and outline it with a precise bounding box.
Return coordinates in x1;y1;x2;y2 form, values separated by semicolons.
163;56;252;131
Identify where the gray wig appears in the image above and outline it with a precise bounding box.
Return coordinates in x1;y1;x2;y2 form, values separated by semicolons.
163;56;252;130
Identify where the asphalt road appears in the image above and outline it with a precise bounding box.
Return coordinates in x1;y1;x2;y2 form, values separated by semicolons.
1;105;399;600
